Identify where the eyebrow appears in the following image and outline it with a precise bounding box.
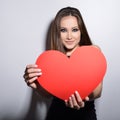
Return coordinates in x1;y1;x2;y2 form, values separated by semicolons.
60;26;79;28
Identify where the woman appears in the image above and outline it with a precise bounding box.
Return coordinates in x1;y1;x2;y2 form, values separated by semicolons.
23;7;103;120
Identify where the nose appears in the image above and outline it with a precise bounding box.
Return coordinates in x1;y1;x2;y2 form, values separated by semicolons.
67;31;72;40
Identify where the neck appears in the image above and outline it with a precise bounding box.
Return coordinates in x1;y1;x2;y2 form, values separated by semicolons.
65;46;79;56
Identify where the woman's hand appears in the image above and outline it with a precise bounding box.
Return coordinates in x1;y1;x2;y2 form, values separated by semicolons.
23;64;42;89
65;91;89;110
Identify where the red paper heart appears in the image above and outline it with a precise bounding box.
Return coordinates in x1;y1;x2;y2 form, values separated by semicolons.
36;46;107;100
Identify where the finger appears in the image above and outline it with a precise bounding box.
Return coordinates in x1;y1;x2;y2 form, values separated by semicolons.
26;64;38;69
28;72;42;78
27;68;41;74
74;91;82;101
28;82;37;89
84;96;89;101
71;94;80;109
74;91;85;108
68;97;74;108
26;76;38;84
80;101;85;108
25;64;39;73
65;100;69;107
23;73;27;79
25;72;42;81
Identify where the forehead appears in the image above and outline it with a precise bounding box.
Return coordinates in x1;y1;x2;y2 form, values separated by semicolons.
60;16;78;27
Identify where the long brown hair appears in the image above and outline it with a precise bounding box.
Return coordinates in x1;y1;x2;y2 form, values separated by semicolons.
49;7;92;53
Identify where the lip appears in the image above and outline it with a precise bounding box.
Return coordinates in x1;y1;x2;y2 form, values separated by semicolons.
65;41;74;45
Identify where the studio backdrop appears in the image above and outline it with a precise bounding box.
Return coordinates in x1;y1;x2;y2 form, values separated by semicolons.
0;0;120;120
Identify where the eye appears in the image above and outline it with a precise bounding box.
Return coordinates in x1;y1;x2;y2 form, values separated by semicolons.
72;28;79;32
60;28;67;32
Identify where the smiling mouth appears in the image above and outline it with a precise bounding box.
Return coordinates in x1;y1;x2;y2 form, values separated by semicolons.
66;41;74;45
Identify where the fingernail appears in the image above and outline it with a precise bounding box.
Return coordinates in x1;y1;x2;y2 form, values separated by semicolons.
37;72;42;75
72;94;74;97
35;64;38;67
75;91;78;94
38;69;41;71
65;100;67;102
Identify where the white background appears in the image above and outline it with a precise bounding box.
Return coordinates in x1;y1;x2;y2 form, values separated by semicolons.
0;0;120;120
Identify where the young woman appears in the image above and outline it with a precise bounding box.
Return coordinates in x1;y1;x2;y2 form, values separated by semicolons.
23;7;103;120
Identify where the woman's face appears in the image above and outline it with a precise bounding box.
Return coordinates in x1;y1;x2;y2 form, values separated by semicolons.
60;15;81;56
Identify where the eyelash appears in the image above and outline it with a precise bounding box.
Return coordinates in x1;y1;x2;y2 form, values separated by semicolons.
60;28;79;32
72;28;79;32
60;29;66;32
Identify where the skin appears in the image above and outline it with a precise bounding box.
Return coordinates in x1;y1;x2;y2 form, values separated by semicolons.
24;15;103;110
60;16;81;56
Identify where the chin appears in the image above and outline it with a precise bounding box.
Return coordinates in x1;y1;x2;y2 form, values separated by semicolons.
65;44;77;49
65;46;75;51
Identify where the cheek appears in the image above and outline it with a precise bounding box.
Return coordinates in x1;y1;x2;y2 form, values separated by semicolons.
60;33;66;41
73;33;81;41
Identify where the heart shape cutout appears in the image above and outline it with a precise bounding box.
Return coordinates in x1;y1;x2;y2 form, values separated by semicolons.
36;46;107;100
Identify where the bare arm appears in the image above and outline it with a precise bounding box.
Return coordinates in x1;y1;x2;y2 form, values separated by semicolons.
89;82;103;101
65;45;104;109
88;45;103;100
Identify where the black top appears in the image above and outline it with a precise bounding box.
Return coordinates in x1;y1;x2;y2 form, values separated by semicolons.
45;97;97;120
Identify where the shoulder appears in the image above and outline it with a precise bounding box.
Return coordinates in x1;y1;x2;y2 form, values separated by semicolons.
91;45;101;51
